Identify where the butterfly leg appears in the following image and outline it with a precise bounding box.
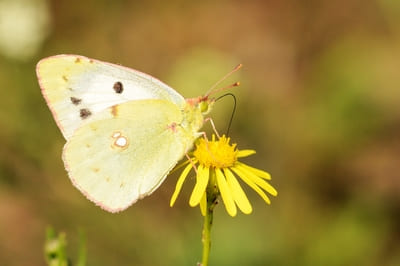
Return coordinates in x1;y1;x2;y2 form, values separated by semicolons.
203;117;220;138
185;152;198;174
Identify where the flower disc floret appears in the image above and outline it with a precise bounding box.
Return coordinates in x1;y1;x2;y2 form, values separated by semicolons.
193;135;237;168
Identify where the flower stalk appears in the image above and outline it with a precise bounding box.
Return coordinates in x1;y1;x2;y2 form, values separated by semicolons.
201;170;218;266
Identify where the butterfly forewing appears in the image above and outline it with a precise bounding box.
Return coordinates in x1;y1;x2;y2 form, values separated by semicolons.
36;54;185;140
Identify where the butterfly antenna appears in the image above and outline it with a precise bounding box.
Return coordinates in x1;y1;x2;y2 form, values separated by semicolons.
215;93;237;135
205;64;243;97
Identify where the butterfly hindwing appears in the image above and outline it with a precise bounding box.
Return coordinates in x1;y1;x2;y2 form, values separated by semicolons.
36;54;185;139
62;99;194;212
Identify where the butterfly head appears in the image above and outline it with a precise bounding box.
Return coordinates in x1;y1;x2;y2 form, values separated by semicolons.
186;78;241;117
199;96;214;114
186;95;215;115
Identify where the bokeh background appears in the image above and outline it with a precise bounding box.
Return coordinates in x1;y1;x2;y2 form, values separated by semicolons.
1;0;400;265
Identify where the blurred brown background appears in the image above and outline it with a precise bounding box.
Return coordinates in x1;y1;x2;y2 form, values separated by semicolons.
1;0;400;265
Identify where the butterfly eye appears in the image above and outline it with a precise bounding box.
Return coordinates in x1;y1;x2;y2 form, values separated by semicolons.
113;81;123;93
200;100;212;114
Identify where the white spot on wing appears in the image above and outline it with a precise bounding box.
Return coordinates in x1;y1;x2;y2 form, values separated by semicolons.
115;136;127;147
111;131;129;149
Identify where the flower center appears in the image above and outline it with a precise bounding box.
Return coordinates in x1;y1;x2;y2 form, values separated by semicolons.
193;135;238;168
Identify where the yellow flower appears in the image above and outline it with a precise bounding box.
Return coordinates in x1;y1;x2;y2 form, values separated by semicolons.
170;135;278;217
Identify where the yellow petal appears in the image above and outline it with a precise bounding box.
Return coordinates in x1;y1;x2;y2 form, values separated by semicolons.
170;163;193;206
236;162;271;180
237;150;256;158
189;165;209;207
169;158;192;175
231;167;271;204
216;168;237;217
235;164;277;196
224;168;252;214
199;192;207;216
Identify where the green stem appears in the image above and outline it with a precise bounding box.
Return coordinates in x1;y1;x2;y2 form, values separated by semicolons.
201;198;213;266
201;170;218;266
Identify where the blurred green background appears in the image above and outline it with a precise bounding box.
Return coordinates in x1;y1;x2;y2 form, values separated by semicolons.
1;0;400;265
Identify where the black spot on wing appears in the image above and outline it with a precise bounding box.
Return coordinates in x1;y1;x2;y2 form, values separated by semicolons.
113;81;123;94
70;97;82;105
80;108;92;119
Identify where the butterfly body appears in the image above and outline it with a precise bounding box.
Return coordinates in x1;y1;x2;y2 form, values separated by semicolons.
37;55;213;212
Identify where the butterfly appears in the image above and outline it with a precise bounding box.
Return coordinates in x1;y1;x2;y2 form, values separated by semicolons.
36;54;240;213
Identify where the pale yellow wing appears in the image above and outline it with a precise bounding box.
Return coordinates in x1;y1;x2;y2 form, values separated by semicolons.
62;99;194;212
36;55;185;140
